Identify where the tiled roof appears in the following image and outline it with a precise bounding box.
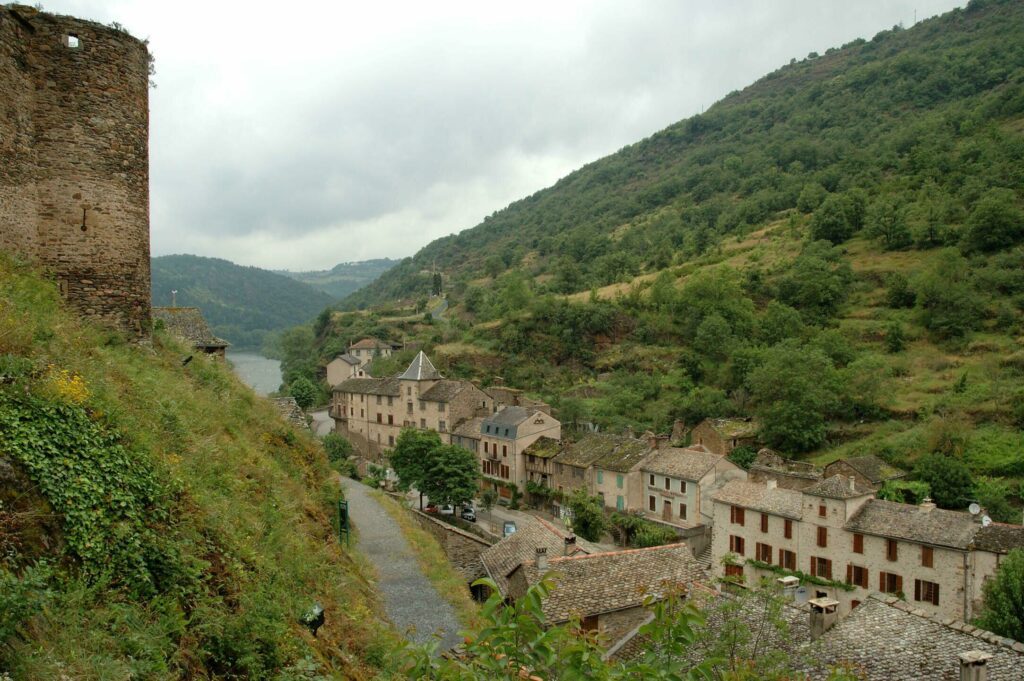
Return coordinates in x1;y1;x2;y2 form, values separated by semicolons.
514;544;709;624
831;455;906;483
803;474;873;500
593;436;653;473
153;307;229;349
420;380;467;402
523;436;562;460
333;353;361;365
815;593;1024;680
480;516;599;596
844;499;979;550
333;377;400;397
641;447;727;481
972;523;1024;554
399;351;441;380
703;417;759;439
712;480;803;519
452;416;484;439
349;337;392;350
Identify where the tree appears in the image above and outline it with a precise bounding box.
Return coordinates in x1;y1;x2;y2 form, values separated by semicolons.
322;433;353;463
431;272;443;296
727;445;757;470
912;453;973;509
796;183;827;213
885;321;906;353
758;301;804;345
810;194;856;244
975;476;1017;524
914;249;982;340
977;548;1024;643
566;490;608;542
884;272;916;309
419;444;480;508
748;340;842;452
287;376;317;410
390;428;443;509
693;313;733;360
866;197;912;250
962;188;1024;253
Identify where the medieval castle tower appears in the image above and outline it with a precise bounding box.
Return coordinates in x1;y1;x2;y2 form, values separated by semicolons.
0;5;151;337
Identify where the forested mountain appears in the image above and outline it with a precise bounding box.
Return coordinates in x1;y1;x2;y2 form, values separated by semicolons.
292;0;1024;520
151;254;335;349
345;0;1024;309
279;258;397;299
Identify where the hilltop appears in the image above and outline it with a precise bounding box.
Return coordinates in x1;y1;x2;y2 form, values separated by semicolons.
280;259;398;300
151;254;336;349
289;0;1024;517
1;256;393;678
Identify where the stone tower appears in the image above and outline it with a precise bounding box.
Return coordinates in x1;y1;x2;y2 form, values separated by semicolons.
0;5;151;337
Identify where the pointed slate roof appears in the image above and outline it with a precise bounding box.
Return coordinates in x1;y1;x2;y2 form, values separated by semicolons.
399;351;441;381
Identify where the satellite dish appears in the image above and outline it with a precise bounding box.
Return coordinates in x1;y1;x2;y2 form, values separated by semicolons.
969;503;981;515
982;515;992;527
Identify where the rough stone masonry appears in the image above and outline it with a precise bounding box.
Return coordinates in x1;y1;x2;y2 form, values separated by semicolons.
0;5;151;337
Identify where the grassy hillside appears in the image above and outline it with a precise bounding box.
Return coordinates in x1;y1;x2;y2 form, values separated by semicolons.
280;259;397;300
345;0;1024;309
152;254;336;349
291;0;1024;519
0;255;394;679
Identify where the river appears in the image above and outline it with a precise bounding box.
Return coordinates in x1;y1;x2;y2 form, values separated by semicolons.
227;350;282;396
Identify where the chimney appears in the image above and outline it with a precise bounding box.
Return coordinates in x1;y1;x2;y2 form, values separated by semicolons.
766;479;778;490
808;597;839;640
920;497;937;513
535;546;548;572
848;476;856;493
563;534;576;556
959;651;992;681
777;575;799;600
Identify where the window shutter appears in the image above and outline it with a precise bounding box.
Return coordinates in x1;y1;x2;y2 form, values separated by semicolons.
846;564;852;584
896;575;903;593
879;572;886;591
914;579;921;601
933;583;940;606
825;559;832;580
810;557;816;577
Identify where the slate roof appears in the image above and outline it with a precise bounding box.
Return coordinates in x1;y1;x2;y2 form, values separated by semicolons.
512;544;709;625
832;455;906;483
153;307;229;349
399;351;441;380
641;447;727;481
452;417;484;439
484;406;533;428
844;498;980;550
814;593;1024;680
803;474;874;500
703;417;759;439
333;353;361;366
480;516;600;596
349;338;392;350
420;379;467;402
523;436;561;460
555;434;653;473
972;523;1024;554
333;376;400;397
712;480;804;519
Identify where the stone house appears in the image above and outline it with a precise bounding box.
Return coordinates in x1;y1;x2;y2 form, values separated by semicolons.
822;455;906;491
152;307;229;358
710;474;1024;623
475;407;561;499
522;436;561;488
548;437;606;516
484;385;551;415
504;544;710;650
591;436;656;513
689;417;758;457
640;447;747;529
748;449;823;490
347;337;396;368
325;353;366;387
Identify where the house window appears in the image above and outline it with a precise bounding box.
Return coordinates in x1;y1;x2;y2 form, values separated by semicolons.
730;506;745;526
760;514;768;533
649;473;655;486
502;445;507;456
810;556;833;580
817;527;828;548
483;442;489;454
387;397;393;406
360;409;364;417
407;387;411;396
500;464;510;478
597;470;604;484
438;402;445;412
725;564;744;578
376;413;382;424
680;480;686;493
784;518;792;539
847;564;869;589
616;495;624;511
679;503;687;520
439;420;446;432
921;546;934;568
557;463;564;475
617;474;624;489
419;401;426;411
853;533;864;554
581;615;599;633
420;418;426;428
664;500;672;517
573;467;583;479
779;549;796;571
879;571;902;594
664;477;670;490
350;407;354;416
818;504;826;517
388;415;394;425
388;435;395;446
65;33;81;48
504;428;510;437
729;535;745;556
756;542;772;562
649;495;656;511
407;402;413;414
915;579;940;606
886;539;898;562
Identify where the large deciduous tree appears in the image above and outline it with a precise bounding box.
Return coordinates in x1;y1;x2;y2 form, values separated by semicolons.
418;444;480;508
977;548;1024;643
389;428;443;508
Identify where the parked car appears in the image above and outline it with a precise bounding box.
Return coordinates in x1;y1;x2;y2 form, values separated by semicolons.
503;520;517;537
439;504;455;516
425;503;438;514
460;506;476;522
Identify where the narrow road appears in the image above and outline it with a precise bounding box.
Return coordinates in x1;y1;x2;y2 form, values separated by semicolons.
338;477;462;651
309;408;333;437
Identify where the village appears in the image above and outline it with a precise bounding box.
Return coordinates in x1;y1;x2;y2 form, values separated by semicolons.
320;337;1024;677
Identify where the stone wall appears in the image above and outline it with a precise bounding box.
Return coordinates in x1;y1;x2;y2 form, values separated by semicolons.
408;508;495;582
0;6;151;337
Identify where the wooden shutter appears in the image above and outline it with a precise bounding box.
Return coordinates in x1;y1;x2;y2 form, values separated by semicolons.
914;579;921;601
879;572;886;591
896;575;903;593
810;557;817;577
933;583;940;606
847;564;853;584
825;559;833;580
853;533;863;553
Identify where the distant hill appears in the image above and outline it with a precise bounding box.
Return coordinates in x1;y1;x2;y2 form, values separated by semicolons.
278;258;397;299
151;254;335;349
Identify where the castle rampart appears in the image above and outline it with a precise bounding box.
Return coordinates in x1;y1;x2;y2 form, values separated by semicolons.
0;5;151;336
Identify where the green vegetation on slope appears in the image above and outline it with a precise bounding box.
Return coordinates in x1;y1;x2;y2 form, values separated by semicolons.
152;254;336;349
0;255;393;679
280;259;397;300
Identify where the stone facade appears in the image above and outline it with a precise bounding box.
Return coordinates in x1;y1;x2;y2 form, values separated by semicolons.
689;417;758;456
1;6;151;337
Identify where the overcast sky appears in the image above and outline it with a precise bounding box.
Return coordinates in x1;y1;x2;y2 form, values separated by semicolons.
45;0;963;271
